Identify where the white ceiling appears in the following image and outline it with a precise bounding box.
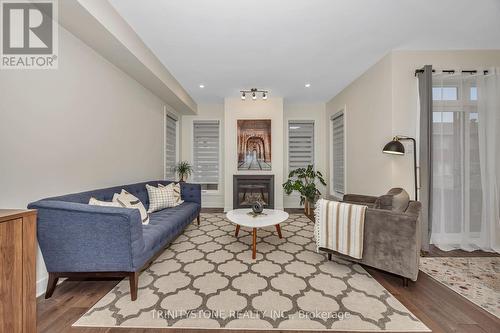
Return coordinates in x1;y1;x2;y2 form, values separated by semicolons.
108;0;500;104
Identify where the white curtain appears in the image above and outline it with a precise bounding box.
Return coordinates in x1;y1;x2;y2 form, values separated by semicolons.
431;68;500;253
477;69;500;252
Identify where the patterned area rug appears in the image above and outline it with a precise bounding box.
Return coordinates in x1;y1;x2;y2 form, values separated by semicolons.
420;257;500;318
74;213;429;331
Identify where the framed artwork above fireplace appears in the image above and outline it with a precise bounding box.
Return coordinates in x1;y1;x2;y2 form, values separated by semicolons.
237;119;272;171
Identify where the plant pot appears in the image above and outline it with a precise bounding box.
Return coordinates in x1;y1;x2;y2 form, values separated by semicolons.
304;201;311;216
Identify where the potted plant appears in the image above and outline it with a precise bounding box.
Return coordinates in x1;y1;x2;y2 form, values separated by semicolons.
282;164;326;215
174;161;193;182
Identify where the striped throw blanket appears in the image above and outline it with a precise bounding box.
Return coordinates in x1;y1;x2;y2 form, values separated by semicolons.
314;199;367;259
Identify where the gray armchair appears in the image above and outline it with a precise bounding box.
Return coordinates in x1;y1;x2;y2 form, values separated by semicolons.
320;189;421;285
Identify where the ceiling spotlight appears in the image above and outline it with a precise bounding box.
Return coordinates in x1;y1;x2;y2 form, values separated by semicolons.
199;84;205;88
241;92;246;100
252;92;257;100
305;83;311;88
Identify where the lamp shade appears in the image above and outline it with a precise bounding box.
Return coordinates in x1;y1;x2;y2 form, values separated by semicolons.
383;140;405;155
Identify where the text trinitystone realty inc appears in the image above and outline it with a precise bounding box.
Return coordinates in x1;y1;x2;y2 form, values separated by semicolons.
152;309;353;321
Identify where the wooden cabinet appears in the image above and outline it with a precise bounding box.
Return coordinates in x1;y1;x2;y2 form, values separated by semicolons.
0;210;37;333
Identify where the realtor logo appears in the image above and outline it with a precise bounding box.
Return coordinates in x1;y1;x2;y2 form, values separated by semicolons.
1;0;58;69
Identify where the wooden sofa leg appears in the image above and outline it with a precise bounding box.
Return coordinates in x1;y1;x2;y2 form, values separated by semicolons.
197;214;200;225
129;272;139;301
402;277;409;287
45;273;59;299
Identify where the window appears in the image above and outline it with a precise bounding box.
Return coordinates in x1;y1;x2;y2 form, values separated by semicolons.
432;86;458;101
470;87;477;101
288;120;314;171
331;112;345;195
432;77;482;238
165;113;177;180
193;120;220;191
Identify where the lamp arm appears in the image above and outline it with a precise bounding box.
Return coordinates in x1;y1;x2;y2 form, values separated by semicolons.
394;136;418;201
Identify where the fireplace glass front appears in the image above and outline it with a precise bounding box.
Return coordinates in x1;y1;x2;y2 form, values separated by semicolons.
233;175;274;209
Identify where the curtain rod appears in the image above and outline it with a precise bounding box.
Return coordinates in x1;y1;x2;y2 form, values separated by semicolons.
414;69;489;76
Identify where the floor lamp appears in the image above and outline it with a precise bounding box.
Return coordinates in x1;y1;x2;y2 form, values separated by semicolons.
382;136;418;201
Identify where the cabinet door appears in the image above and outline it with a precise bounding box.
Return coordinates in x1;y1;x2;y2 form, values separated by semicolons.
0;218;23;333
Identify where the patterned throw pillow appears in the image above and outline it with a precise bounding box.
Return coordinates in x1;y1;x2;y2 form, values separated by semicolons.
112;190;150;225
159;183;184;206
146;184;176;213
88;197;121;207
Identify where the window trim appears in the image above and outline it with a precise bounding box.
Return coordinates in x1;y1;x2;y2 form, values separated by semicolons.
330;108;346;199
191;118;222;195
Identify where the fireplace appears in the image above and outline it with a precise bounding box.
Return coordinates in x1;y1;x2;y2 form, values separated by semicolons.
233;175;274;209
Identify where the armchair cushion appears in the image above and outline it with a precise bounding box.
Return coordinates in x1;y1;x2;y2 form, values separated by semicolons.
375;187;410;213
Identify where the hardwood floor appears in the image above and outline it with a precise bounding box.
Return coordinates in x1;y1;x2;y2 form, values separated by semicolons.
36;210;500;333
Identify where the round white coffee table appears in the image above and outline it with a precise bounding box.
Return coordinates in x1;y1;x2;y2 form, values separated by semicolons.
226;209;289;259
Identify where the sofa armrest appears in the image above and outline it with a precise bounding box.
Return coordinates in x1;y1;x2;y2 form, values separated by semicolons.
405;201;422;217
27;200;145;272
342;194;378;204
181;183;201;205
361;207;420;280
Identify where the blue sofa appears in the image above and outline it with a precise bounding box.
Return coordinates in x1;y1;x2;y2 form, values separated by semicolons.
28;180;201;301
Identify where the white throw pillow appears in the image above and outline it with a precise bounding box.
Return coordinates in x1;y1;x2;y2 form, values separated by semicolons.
146;184;176;213
158;183;184;206
88;197;121;207
112;190;150;225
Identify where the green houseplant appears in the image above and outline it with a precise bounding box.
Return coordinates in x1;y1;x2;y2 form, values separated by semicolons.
282;164;326;215
174;161;193;182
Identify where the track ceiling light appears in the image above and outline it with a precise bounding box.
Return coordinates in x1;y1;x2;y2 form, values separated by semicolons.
240;88;269;101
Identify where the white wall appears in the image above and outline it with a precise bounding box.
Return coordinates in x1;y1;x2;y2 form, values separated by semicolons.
224;98;284;211
180;103;225;207
326;53;394;196
0;26;175;295
283;102;327;207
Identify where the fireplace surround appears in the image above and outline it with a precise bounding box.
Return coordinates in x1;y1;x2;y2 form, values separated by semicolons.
233;175;274;209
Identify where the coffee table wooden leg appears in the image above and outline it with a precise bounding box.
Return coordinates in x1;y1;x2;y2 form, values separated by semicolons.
252;228;257;259
235;225;240;237
275;224;283;238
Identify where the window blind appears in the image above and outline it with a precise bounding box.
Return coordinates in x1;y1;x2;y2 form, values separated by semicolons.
331;112;345;194
193;120;220;187
165;114;177;180
288;120;314;170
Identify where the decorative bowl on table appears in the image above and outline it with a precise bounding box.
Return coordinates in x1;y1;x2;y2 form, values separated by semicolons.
251;201;264;214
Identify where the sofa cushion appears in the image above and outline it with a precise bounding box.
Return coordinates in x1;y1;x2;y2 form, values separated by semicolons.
159;183;184;206
88;197;121;207
113;190;150;225
375;188;410;213
146;184;176;213
149;202;200;227
141;202;201;254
